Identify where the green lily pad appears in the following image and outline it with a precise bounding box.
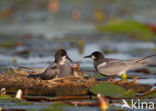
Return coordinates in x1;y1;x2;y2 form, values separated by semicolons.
97;20;155;40
41;101;70;111
121;89;136;98
16;101;33;105
50;102;71;107
0;95;20;102
0;41;15;48
89;83;127;97
41;107;65;111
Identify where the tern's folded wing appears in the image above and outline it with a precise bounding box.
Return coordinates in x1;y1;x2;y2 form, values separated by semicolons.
97;60;128;75
40;63;60;80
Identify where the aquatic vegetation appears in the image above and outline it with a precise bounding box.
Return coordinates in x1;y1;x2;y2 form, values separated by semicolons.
88;74;104;78
0;95;20;101
0;41;15;48
12;56;17;64
97;94;109;111
151;46;156;52
97;20;155;40
15;89;23;99
121;89;136;98
41;101;70;111
89;83;127;97
78;40;84;54
90;82;156;99
143;89;156;98
51;101;71;107
16;101;32;105
102;48;118;54
28;109;36;111
41;107;65;111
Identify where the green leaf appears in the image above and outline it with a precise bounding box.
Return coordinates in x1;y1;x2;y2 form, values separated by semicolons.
0;95;21;102
41;102;70;111
41;107;65;111
121;89;136;98
97;20;155;41
50;101;71;107
89;83;126;97
16;101;32;105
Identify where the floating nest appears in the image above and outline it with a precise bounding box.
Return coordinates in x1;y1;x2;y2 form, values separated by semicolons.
0;69;151;97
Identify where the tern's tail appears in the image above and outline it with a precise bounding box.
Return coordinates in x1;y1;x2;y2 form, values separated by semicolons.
141;60;156;65
127;54;156;69
28;74;41;79
135;53;156;62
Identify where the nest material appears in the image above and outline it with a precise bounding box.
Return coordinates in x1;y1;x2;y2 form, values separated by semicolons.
0;73;96;96
0;70;151;96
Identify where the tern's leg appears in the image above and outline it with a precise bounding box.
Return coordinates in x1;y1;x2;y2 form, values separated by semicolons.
107;76;116;82
121;73;128;80
111;75;116;82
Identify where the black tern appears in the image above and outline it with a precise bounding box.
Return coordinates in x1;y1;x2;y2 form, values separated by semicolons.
84;51;156;77
29;49;72;80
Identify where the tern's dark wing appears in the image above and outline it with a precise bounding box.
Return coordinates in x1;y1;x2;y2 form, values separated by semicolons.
39;63;60;80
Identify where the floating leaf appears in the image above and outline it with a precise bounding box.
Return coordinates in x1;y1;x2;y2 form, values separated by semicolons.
41;101;70;111
16;101;32;105
0;95;20;101
97;20;155;40
121;89;136;98
0;41;15;48
89;83;126;97
41;107;65;111
50;101;71;107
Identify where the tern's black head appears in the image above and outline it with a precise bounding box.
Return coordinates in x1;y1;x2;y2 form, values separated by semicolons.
55;49;72;63
84;51;104;60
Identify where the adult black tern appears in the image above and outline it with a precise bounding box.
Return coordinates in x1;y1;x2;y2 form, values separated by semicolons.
29;49;72;80
84;51;156;77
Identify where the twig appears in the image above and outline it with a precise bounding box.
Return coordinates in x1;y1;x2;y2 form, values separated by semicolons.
23;95;90;102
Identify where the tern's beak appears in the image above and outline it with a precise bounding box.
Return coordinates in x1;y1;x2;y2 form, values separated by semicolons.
84;55;91;58
67;56;72;63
